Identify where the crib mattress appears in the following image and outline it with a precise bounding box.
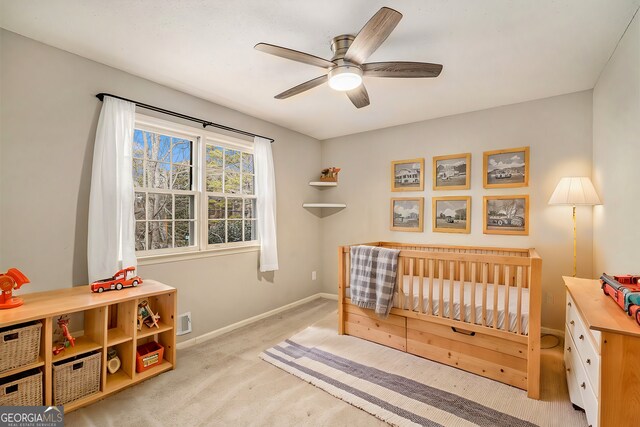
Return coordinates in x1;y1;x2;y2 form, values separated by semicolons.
400;277;529;335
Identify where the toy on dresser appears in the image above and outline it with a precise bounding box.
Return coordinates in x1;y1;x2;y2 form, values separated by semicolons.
600;273;640;326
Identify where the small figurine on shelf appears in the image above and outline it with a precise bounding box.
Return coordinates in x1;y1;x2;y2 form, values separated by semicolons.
107;347;121;374
137;300;160;330
52;315;75;355
320;167;341;182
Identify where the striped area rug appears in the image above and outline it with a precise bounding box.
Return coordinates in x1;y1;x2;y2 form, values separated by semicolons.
260;315;586;427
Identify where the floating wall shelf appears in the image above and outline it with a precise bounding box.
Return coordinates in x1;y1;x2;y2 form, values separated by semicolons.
302;203;346;209
308;181;338;187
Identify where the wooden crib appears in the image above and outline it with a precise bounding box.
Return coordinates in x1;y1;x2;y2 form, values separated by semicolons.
338;242;542;399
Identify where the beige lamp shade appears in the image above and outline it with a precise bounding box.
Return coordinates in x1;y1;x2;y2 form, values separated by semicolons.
548;177;601;206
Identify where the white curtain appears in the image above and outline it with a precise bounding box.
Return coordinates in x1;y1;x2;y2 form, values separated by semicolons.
87;96;137;283
254;136;279;272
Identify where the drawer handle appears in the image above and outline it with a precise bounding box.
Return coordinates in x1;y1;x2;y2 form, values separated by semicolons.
3;332;19;342
581;382;586;389
567;347;571;352
5;384;18;394
579;334;584;340
570;320;575;325
566;368;571;372
568;302;572;307
451;327;475;336
586;359;591;365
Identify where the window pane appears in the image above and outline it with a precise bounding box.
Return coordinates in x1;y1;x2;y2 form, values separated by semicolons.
208;197;225;219
225;149;240;172
242;152;254;174
146;161;170;189
148;193;173;220
175;221;194;247
175;195;194;220
148;221;173;250
206;171;223;192
244;219;257;241
225;172;240;194
146;133;171;162
172;165;192;190
134;192;146;220
172;139;192;165
227;198;243;219
244;199;256;219
133;159;144;187
227;220;242;243
208;220;225;244
242;174;254;195
206;145;223;171
133;130;145;159
135;222;146;251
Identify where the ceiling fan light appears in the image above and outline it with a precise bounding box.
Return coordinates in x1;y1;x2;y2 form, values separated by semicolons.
328;65;363;91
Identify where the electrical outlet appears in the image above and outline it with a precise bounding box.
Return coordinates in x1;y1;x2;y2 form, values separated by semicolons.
312;271;317;281
544;293;555;305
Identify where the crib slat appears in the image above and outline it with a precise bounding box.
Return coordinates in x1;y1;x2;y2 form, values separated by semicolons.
504;266;511;331
470;263;477;326
438;260;445;317
493;265;500;329
396;257;404;309
408;258;415;312
459;262;465;322
418;259;425;314
517;266;523;335
482;263;488;326
449;261;455;320
345;254;350;291
428;259;434;316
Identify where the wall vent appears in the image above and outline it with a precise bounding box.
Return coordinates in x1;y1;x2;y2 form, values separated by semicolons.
177;312;192;336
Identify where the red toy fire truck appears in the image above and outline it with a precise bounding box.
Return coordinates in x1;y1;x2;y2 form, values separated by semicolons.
601;273;640;326
91;267;142;293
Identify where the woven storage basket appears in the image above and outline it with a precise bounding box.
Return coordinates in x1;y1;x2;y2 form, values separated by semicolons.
0;369;43;406
0;322;42;373
53;352;101;406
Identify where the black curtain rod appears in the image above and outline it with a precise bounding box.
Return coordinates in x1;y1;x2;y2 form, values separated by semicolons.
96;93;274;143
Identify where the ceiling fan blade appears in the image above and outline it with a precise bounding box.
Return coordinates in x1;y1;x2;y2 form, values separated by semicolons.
274;75;328;99
363;61;443;78
255;43;336;69
346;84;370;108
344;7;402;64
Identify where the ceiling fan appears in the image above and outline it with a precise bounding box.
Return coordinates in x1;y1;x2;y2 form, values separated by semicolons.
254;7;442;109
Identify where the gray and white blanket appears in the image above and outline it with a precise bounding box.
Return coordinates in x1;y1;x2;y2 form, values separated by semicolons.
349;245;401;319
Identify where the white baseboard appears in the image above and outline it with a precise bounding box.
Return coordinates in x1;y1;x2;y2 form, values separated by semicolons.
541;327;564;338
176;293;336;350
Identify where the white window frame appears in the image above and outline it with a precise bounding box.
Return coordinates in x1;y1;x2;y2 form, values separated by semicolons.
133;114;259;264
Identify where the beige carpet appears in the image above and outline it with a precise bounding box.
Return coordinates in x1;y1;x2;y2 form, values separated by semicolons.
64;298;586;426
261;317;587;427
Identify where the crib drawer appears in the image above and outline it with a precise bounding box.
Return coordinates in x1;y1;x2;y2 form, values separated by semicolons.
344;304;406;351
406;317;528;390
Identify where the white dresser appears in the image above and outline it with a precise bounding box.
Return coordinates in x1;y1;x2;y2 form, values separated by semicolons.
564;276;640;427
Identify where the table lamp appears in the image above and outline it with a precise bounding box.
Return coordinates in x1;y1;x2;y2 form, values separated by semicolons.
548;177;601;277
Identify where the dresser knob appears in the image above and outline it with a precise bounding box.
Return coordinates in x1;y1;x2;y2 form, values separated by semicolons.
570;320;575;325
581;382;586;389
586;359;591;365
568;302;572;307
567;347;571;352
579;334;584;340
566;368;571;372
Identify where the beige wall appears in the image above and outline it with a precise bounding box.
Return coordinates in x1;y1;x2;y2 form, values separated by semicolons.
593;10;640;274
320;91;594;331
0;30;323;341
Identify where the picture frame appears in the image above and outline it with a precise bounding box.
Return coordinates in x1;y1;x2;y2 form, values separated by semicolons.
483;195;529;235
432;153;471;190
483;147;529;189
432;196;471;234
391;197;424;232
391;158;425;192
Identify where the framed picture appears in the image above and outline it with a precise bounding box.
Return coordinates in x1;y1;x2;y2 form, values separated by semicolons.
391;158;424;192
391;197;424;232
483;195;529;235
483;147;529;189
432;196;471;233
432;153;471;190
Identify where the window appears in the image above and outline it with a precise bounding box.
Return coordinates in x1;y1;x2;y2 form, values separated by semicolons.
132;115;257;257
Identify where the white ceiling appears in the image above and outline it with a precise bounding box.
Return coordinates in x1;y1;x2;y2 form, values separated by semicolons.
1;1;639;140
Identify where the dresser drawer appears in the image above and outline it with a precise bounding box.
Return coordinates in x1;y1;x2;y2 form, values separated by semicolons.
568;330;599;427
566;291;601;352
564;325;584;408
